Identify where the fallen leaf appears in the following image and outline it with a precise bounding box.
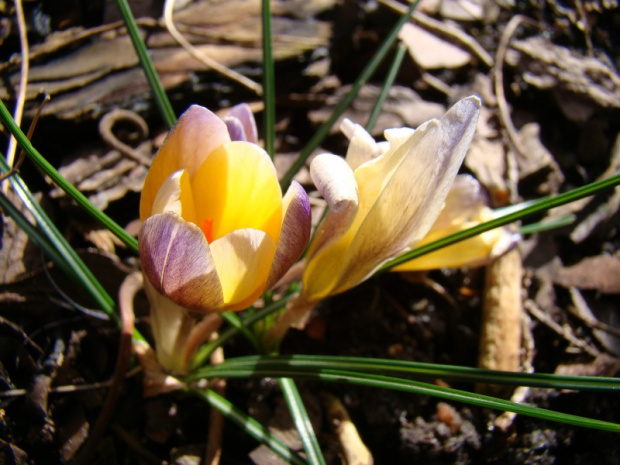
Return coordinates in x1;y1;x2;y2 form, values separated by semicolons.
554;254;620;294
399;22;472;69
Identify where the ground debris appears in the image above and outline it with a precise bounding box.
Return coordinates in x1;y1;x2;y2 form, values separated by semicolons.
506;35;620;121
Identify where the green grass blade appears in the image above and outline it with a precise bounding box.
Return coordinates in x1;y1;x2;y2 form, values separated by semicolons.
279;0;421;190
191;362;620;433
220;311;259;351
365;42;407;132
0;160;120;323
261;0;276;159
192;355;620;392
519;214;576;235
190;294;294;370
115;0;176;128
190;388;308;465
380;173;620;271
0;191;78;282
279;378;326;465
0;99;139;253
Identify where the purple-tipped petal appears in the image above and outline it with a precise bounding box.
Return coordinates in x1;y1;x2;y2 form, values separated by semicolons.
140;212;223;312
140;105;230;220
226;103;258;144
223;117;247;142
266;181;312;289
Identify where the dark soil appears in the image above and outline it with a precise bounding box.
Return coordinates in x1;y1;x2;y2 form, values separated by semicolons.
1;0;619;464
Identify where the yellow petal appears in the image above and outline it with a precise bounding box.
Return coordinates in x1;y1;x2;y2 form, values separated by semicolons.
209;229;277;310
393;174;517;271
392;221;505;271
140;105;230;220
151;169;197;224
191;141;282;244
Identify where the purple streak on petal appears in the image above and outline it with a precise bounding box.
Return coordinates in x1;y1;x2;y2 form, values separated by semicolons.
223;117;247;142
140;212;223;312
266;181;312;289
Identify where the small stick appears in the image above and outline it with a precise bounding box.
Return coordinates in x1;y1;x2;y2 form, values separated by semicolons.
322;392;373;465
477;248;523;396
3;0;30;189
493;15;539;160
98;108;152;166
0;94;50;183
162;0;262;95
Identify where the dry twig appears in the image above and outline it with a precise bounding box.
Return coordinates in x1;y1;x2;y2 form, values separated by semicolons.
163;0;262;95
3;0;29;194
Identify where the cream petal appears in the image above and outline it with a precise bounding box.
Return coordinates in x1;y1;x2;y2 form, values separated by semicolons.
383;127;415;151
310;153;358;214
305;154;359;266
394;174;518;271
151;169;197;224
140;105;230;220
342;97;480;286
209;229;277;310
392;227;519;271
143;278;195;372
341;119;381;170
305;96;481;297
266;181;312;289
225;103;258;144
140;212;224;312
152;170;183;216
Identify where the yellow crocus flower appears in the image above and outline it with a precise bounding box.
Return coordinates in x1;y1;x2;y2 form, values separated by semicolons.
139;104;311;371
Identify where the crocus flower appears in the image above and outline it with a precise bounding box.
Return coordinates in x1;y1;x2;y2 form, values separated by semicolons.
139;104;311;371
268;97;498;337
301;97;483;302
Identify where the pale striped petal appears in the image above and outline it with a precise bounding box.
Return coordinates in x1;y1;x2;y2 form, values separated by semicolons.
266;181;312;289
140;212;223;312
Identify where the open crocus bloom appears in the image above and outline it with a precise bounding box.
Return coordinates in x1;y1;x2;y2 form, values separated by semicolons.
139;104;311;371
300;97;483;304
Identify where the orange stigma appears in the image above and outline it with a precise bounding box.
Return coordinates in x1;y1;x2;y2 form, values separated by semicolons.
201;218;214;243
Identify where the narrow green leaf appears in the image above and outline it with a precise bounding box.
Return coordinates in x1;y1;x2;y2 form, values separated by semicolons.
190;294;294;370
262;0;276;159
0;191;77;282
115;0;176;128
190;388;308;465
0;99;139;253
365;42;408;132
191;362;620;433
0;160;119;323
220;311;259;351
519;214;576;235
192;355;620;392
279;378;326;465
279;0;421;190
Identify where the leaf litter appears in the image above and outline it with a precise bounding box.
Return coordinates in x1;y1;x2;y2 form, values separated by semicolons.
0;0;619;463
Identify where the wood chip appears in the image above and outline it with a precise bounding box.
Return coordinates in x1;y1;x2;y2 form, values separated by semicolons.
554;254;620;294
